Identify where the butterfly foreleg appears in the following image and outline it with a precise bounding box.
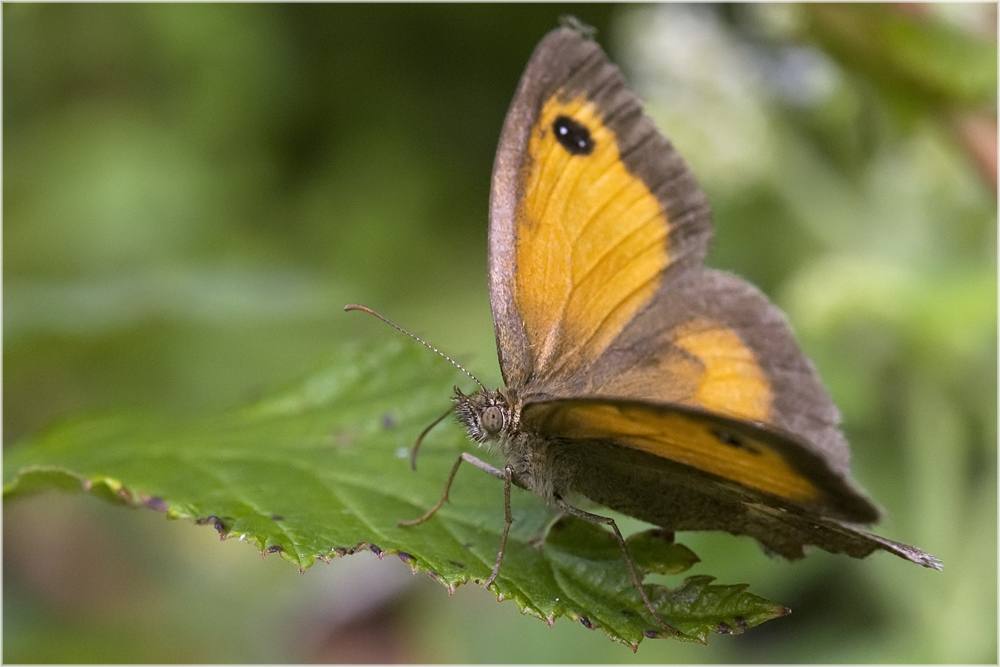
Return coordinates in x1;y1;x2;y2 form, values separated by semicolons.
399;452;503;526
398;451;516;590
553;498;683;638
407;406;453;471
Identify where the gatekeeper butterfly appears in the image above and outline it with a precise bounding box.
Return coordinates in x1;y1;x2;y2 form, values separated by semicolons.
348;20;940;635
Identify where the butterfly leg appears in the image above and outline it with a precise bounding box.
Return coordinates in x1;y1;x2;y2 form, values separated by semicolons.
554;499;683;638
408;406;453;470
398;452;506;525
398;452;516;589
484;465;514;588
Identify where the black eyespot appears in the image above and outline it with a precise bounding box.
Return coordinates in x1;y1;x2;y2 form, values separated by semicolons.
713;429;758;454
553;115;594;155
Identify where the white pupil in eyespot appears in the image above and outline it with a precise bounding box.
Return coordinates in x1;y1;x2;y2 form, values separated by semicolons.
481;406;504;433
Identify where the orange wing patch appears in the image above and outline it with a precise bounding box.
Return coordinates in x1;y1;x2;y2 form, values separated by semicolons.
671;318;773;422
533;402;821;504
515;93;669;377
576;317;774;423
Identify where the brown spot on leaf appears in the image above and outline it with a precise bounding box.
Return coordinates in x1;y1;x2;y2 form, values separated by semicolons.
196;516;228;534
579;616;594;630
144;497;168;512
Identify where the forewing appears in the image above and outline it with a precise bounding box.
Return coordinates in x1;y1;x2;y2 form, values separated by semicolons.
488;25;712;388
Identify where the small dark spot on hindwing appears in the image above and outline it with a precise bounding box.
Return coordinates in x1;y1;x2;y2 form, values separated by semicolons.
712;429;759;454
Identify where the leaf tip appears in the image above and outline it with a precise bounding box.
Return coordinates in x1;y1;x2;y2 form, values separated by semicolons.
262;545;284;558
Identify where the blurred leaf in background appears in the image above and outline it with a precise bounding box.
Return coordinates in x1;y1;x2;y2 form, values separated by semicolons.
4;3;995;662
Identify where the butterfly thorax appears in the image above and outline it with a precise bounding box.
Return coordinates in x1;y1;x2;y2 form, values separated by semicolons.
453;386;565;503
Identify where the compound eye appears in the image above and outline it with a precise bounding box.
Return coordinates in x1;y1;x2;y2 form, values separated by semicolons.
480;406;505;434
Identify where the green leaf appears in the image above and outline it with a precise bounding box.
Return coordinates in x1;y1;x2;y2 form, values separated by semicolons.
544;518;788;643
3;339;788;648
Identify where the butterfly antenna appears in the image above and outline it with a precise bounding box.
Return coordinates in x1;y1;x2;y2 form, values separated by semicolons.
344;304;486;391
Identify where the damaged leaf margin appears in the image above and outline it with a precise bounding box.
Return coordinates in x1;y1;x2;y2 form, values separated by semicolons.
4;340;788;648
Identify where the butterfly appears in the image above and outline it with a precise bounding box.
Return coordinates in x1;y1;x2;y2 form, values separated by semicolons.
348;19;940;636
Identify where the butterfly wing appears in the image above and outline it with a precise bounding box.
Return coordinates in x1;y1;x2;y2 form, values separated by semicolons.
515;413;939;568
482;24;943;569
523;397;876;524
488;27;869;507
565;266;868;507
486;26;894;536
488;26;712;389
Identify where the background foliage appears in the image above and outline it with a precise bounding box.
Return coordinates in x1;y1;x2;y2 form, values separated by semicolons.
4;3;996;662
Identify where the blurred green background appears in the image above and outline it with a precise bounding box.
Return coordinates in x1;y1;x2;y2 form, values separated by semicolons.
4;3;996;662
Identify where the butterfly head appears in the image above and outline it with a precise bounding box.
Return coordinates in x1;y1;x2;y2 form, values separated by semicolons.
453;386;515;446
